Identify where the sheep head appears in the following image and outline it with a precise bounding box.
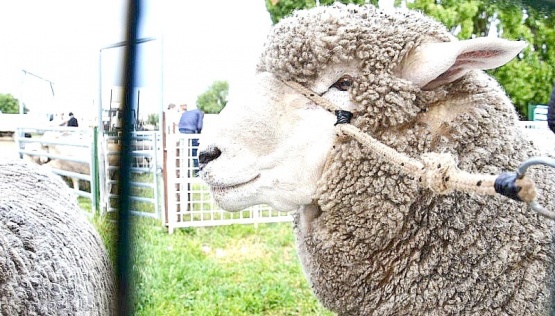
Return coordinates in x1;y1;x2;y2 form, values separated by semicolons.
199;4;525;213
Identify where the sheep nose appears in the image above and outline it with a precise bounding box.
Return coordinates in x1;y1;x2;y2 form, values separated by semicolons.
198;147;222;169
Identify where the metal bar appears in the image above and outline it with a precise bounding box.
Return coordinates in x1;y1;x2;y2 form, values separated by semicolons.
91;127;99;213
26;139;90;148
116;1;141;313
99;36;156;51
18;150;90;164
152;133;160;218
49;168;92;181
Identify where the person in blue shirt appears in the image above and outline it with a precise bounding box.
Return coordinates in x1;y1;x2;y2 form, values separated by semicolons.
178;104;204;174
178;104;204;134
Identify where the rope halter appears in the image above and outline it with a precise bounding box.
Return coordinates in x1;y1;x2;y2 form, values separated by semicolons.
283;80;555;220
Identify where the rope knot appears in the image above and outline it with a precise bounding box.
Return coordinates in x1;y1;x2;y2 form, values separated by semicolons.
420;153;458;195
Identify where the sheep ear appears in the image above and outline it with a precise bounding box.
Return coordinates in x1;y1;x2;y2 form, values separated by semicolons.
398;38;526;90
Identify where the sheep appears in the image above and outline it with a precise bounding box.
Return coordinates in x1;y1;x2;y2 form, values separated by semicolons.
0;159;115;315
198;3;555;315
23;131;127;192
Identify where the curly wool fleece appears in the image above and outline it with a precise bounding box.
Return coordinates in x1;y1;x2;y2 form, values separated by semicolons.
0;160;114;315
259;4;555;315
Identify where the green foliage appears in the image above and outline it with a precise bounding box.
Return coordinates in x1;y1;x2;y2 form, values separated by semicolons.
0;93;20;114
147;113;159;128
265;0;375;24
265;0;316;24
408;0;555;118
196;80;229;114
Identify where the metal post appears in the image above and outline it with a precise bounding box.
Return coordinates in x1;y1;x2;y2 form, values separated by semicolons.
117;1;141;314
162;112;169;227
91;126;100;213
152;131;159;219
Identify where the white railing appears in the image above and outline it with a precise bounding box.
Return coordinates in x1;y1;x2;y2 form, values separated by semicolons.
164;133;290;233
15;127;99;210
15;120;552;232
99;131;163;218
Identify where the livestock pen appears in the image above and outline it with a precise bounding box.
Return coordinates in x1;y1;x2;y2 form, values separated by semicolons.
12;126;291;231
13;121;555;232
14;127;162;218
15;127;100;208
164;133;291;233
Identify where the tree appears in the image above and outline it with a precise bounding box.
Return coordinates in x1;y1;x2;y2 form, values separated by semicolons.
407;0;555;118
147;113;159;130
265;0;374;24
0;93;20;114
196;81;229;114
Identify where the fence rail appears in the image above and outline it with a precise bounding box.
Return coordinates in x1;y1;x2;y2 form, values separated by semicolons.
15;127;98;207
164;133;290;233
13;121;552;232
99;131;162;218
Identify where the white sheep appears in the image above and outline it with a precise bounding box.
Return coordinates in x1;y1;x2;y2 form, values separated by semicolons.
198;3;555;315
0;159;114;315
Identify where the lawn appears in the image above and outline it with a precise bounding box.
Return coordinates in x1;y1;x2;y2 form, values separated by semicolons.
81;199;333;316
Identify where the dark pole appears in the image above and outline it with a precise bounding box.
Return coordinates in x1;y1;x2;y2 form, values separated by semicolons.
117;0;141;314
548;85;555;134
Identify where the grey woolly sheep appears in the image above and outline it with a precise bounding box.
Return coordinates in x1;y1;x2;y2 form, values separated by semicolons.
198;3;555;315
0;159;115;315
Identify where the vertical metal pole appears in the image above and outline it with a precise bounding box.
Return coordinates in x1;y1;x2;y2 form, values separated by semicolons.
14;129;22;159
136;89;140;130
117;0;141;314
158;35;166;224
91;126;100;213
152;131;159;219
162;112;169;227
98;50;103;132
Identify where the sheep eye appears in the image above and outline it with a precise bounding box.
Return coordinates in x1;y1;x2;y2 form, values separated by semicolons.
331;75;353;91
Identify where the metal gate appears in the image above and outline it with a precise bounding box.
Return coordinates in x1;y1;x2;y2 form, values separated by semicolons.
164;133;291;233
99;131;163;218
15;127;99;213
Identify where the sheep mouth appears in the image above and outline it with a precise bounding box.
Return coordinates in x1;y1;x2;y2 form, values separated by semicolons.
209;175;261;193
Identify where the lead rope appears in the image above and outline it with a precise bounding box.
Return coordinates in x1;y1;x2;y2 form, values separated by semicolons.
284;80;555;220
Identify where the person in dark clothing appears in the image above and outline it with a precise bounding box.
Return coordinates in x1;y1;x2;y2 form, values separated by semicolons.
178;105;204;134
67;112;79;127
548;84;555;134
178;104;204;174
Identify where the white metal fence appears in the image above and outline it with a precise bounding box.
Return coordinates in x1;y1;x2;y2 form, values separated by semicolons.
14;121;552;232
15;127;99;210
99;131;163;218
164;133;291;233
15;127;163;218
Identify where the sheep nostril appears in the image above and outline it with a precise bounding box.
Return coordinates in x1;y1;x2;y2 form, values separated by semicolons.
198;147;222;167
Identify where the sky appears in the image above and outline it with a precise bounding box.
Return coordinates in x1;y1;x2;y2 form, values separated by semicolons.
0;0;272;119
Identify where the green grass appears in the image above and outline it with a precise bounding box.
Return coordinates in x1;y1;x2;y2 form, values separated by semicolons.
85;210;333;316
